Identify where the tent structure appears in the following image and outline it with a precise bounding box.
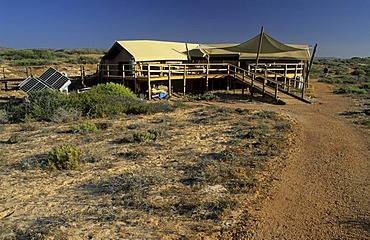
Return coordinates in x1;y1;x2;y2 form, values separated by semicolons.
188;33;310;61
101;40;198;63
101;32;310;64
222;32;310;61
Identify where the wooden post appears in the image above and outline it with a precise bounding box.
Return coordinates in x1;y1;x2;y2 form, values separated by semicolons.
122;64;125;85
301;76;305;99
80;65;85;82
284;64;288;90
262;67;267;95
274;74;278;99
148;64;151;100
233;68;236;93
2;67;6;79
168;65;172;97
242;71;245;95
226;75;230;92
205;64;209;91
183;64;187;95
294;64;298;79
134;78;138;93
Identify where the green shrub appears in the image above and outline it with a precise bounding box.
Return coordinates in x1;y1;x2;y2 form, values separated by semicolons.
360;83;370;90
47;145;82;170
89;82;138;98
6;89;68;122
351;69;366;76
72;121;98;134
121;129;162;143
10;59;52;66
6;83;173;122
133;131;157;142
335;87;367;94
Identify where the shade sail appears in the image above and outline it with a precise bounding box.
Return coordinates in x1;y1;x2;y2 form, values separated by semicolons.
220;33;310;60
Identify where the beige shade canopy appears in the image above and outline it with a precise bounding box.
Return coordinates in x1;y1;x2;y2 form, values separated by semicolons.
116;40;198;62
104;32;310;62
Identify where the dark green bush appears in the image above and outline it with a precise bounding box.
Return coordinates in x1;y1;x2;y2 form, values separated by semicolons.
351;69;366;76
47;145;82;170
89;82;138;98
29;89;69;121
6;89;68;122
335;87;367;94
6;83;174;122
360;83;370;90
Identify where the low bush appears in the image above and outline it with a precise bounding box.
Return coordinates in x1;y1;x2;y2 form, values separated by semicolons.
72;121;98;134
119;150;146;159
6;134;29;144
360;83;370;90
47;145;82;170
6;89;68;122
6;83;174;122
89;82;137;99
188;92;220;101
335;87;367;94
51;107;81;123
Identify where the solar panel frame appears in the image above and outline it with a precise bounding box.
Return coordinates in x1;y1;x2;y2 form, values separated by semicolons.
19;67;72;94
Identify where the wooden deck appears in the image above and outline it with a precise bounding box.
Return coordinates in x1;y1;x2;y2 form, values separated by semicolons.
0;63;309;103
97;63;308;102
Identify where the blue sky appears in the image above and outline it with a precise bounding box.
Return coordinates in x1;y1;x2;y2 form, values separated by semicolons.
0;0;369;58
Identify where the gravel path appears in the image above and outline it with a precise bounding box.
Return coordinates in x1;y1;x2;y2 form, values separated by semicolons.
253;80;370;239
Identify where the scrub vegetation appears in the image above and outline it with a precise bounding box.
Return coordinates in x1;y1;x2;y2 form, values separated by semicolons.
0;87;294;238
0;48;105;66
312;57;370;128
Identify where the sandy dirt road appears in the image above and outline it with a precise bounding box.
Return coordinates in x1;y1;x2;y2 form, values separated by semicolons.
250;80;370;239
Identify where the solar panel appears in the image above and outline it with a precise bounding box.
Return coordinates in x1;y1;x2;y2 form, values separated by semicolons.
39;67;56;82
41;68;71;91
50;75;70;90
19;77;50;93
19;67;71;94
